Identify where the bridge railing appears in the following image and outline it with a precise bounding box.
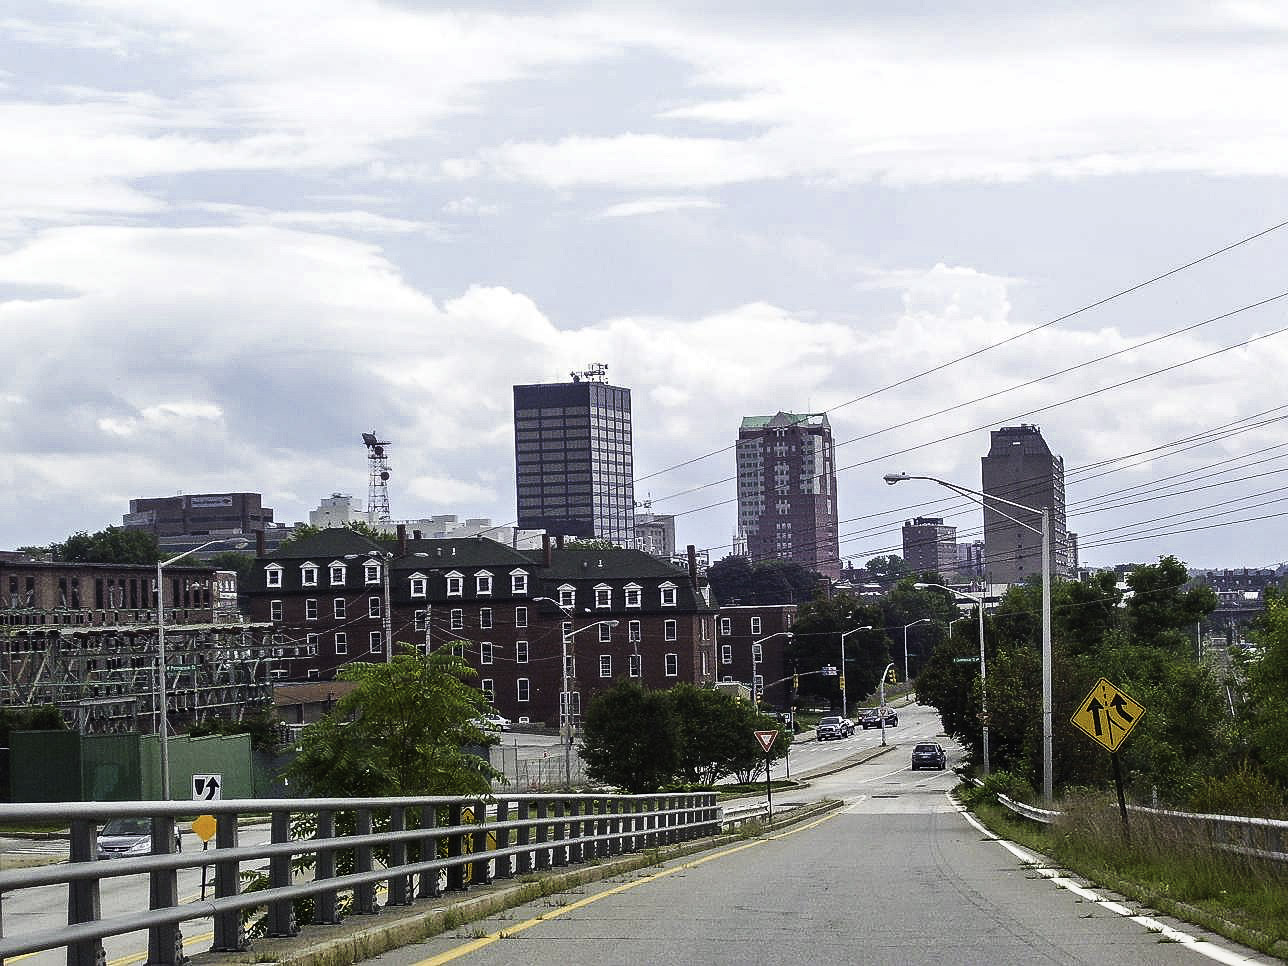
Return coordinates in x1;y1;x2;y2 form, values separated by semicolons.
0;792;719;966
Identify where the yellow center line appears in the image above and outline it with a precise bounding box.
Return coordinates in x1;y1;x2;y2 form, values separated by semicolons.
416;810;840;966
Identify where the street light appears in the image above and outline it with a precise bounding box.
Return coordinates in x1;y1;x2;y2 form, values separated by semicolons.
917;582;990;777
156;537;247;800
839;625;872;718
887;471;1053;804
901;618;931;685
878;662;896;746
751;632;792;708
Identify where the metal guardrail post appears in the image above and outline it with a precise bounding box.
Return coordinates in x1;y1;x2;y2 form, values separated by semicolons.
212;814;245;951
470;803;489;886
494;800;512;880
147;815;184;966
354;809;378;915
515;800;531;876
267;810;298;937
388;807;410;906
535;800;550;870
65;818;104;966
569;799;584;864
313;810;340;925
446;803;465;891
418;805;440;899
551;800;566;867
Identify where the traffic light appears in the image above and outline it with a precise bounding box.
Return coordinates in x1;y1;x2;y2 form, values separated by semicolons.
887;668;897;684
792;673;799;690
838;675;845;691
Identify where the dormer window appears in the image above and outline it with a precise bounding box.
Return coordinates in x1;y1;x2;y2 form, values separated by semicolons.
594;584;611;609
329;561;347;586
624;583;642;609
558;585;575;608
446;571;464;597
476;571;493;596
409;573;427;598
659;582;677;607
364;563;381;585
265;564;282;588
300;563;318;587
510;569;529;594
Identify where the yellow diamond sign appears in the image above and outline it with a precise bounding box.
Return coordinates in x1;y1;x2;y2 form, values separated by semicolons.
1071;677;1145;753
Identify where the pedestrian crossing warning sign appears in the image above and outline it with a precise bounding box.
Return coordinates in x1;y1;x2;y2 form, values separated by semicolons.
1071;677;1145;753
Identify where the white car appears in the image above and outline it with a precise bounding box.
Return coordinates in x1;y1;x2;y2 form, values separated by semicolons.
97;817;181;858
475;711;510;731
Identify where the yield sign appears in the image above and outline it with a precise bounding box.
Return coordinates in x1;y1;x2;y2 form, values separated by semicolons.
754;729;779;754
1070;677;1146;753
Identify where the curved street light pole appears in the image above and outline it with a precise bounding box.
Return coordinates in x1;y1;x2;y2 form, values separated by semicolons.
878;662;896;747
902;618;931;686
888;471;1052;804
917;582;990;777
751;632;793;708
839;625;872;718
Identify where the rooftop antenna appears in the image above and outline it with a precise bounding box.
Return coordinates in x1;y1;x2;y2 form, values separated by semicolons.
570;362;609;384
361;431;393;524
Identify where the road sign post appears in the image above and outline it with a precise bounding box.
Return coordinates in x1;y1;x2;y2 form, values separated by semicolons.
755;729;779;822
1071;677;1146;838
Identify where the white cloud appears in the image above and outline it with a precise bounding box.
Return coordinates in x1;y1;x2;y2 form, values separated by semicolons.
443;196;500;217
598;196;720;218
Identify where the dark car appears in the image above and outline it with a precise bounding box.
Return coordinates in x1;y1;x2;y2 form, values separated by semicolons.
816;715;847;740
911;742;948;770
860;707;898;729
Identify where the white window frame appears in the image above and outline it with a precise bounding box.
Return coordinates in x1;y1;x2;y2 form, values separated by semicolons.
265;565;282;588
599;654;612;678
664;619;677;642
624;583;642;609
409;574;427;598
515;606;528;628
517;678;530;702
751;616;762;635
720;617;731;636
510;569;528;594
557;584;575;608
304;599;317;621
446;571;464;597
481;642;493;665
721;644;732;664
629;654;642;678
364;563;381;585
659;582;677;607
594;584;611;609
369;630;382;653
752;643;763;662
450;608;464;631
414;609;427;631
335;631;348;654
481;678;495;703
599;622;612;643
479;607;492;630
475;571;493;596
515;640;529;664
300;563;318;587
329;562;347;586
368;596;381;619
333;598;346;619
664;653;679;677
562;620;573;644
270;600;282;622
628;619;641;642
305;633;319;655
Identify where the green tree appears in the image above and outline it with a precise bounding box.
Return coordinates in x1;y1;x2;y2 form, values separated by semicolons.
33;526;161;564
1124;555;1217;650
864;554;907;582
186;707;283;754
276;524;323;553
207;551;254;582
787;593;889;704
707;555;824;606
1238;588;1288;793
285;648;495;797
668;684;790;785
581;682;678;793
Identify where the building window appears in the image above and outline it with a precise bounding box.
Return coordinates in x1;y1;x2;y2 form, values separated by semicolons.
511;571;528;594
335;632;348;654
664;619;677;641
664;653;678;677
660;583;677;607
624;584;641;608
265;566;282;588
451;642;465;658
305;633;319;655
721;644;732;664
364;564;381;585
270;600;282;622
517;678;530;702
480;607;492;630
446;573;463;597
564;654;575;678
481;642;493;665
305;599;317;621
369;631;382;653
410;576;427;598
330;564;346;586
515;606;528;628
594;585;611;609
333;598;346;619
751;616;762;635
450;608;464;631
629;654;642;678
701;619;709;641
628;620;641;642
368;596;381;619
476;572;493;596
562;620;572;643
599;654;612;678
515;640;529;664
307;668;320;680
720;617;731;636
481;679;495;703
558;586;575;608
752;643;763;662
301;565;318;587
414;609;427;631
599;622;612;643
702;652;709;676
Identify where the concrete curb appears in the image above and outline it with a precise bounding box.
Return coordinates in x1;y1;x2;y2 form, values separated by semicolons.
192;800;842;966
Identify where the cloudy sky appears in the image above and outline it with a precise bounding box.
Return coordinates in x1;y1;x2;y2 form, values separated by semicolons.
3;0;1288;569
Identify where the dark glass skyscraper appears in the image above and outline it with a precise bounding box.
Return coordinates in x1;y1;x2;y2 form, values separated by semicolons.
980;424;1073;585
513;374;635;545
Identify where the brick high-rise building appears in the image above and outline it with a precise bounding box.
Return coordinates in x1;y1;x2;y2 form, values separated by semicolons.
980;424;1073;585
901;516;957;579
736;412;839;579
513;367;635;546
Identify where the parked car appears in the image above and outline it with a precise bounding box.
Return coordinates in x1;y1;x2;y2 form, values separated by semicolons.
97;818;181;858
860;707;898;729
816;715;847;740
911;743;948;770
840;717;856;737
474;711;511;731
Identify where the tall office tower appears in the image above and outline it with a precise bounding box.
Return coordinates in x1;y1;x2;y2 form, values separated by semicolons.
736;412;840;579
902;516;958;579
980;424;1073;585
513;365;635;545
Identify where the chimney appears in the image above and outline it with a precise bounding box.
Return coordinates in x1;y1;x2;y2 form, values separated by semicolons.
543;534;552;567
687;544;698;589
396;523;407;555
256;530;266;557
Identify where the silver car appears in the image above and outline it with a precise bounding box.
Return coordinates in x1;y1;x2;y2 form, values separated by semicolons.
97;818;181;858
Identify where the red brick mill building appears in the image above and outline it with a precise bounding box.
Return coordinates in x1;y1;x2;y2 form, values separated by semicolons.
244;527;720;727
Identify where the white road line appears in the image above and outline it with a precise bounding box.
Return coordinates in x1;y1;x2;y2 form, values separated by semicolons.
952;796;1264;966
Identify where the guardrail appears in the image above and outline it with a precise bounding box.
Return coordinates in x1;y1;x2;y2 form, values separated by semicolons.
0;792;718;966
995;793;1061;825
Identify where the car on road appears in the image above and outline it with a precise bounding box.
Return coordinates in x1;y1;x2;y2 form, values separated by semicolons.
474;711;511;731
97;818;181;858
911;742;948;770
841;717;856;736
860;707;898;729
816;715;848;740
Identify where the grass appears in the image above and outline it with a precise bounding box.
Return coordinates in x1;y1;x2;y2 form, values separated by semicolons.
965;790;1288;959
717;780;799;798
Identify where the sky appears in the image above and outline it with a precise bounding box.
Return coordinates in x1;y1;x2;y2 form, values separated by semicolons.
3;1;1288;570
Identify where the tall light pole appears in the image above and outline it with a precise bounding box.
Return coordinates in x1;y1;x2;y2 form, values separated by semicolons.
917;582;990;777
156;537;247;800
839;625;872;718
751;632;792;708
887;471;1053;804
878;662;896;746
901;618;931;685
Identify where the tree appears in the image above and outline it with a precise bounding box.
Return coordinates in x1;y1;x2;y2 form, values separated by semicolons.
864;555;906;583
581;682;678;793
276;523;323;553
667;684;790;785
285;648;495;797
1124;556;1217;650
207;551;254;582
707;555;825;606
30;526;160;564
186;707;283;754
787;593;889;705
1237;588;1288;793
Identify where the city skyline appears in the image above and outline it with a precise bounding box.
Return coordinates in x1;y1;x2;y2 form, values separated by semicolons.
3;3;1288;569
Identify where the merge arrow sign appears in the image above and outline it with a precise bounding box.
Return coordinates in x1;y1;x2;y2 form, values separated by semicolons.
1071;678;1145;753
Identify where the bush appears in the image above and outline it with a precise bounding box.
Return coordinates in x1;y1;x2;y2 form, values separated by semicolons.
958;769;1035;808
1189;761;1286;818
